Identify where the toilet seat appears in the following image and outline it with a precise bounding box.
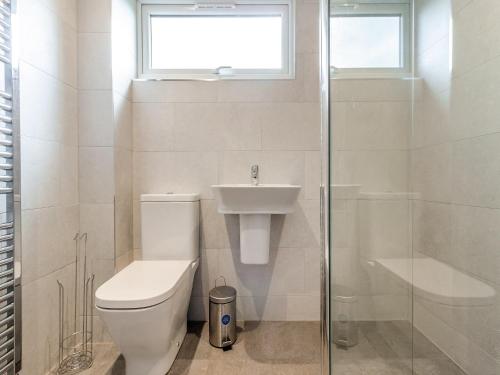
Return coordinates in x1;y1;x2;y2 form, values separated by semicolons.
95;260;197;310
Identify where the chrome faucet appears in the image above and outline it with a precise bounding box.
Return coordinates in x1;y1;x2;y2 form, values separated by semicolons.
251;165;259;186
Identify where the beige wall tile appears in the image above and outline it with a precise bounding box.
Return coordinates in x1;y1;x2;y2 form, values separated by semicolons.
191;248;219;298
133;103;175;151
414;0;450;56
216;80;302;104
21;264;76;374
296;0;319;54
358;199;410;261
217;151;262;185
133;151;218;200
335;102;410;151
173;103;262;151
335;150;408;193
113;93;133;149
133;80;218;103
331;78;412;102
416;36;451;95
21;137;60;210
305;151;321;200
79;146;115;204
78;0;111;32
452;0;500;78
19;0;78;87
111;0;137;98
80;204;115;261
79;90;114;147
114;147;133;201
114;198;133;258
412;87;451;148
412;200;451;260
41;0;78;29
270;200;320;249
199;200;226;250
304;247;320;295
261;103;320;150
78;33;112;90
451;134;500;208
115;250;134;272
59;144;79;206
19;62;78;145
450;56;500;140
237;296;288;321
286;295;320;321
301;53;320;103
21;206;78;284
411;143;452;202
451;205;500;285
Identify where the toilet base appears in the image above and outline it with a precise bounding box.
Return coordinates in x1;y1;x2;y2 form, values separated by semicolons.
125;321;187;375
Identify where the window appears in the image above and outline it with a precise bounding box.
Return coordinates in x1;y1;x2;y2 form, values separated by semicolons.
330;1;411;77
138;1;295;80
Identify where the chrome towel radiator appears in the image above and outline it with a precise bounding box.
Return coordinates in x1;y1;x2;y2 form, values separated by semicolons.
0;0;16;374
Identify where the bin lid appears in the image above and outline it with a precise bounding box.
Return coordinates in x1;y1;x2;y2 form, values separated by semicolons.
210;285;237;303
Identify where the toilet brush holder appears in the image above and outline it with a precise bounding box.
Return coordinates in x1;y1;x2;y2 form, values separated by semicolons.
56;233;95;375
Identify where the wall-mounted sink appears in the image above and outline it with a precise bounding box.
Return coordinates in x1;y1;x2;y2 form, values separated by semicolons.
212;184;301;264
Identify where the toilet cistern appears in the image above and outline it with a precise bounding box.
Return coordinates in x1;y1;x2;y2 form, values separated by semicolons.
251;164;259;186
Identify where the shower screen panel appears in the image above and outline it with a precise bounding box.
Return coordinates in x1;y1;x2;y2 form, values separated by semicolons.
328;1;414;373
322;0;500;374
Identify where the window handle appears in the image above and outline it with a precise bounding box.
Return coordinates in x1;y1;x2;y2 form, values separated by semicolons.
195;2;236;10
215;66;234;76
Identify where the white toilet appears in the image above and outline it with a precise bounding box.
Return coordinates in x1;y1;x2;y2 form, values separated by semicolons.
95;193;200;375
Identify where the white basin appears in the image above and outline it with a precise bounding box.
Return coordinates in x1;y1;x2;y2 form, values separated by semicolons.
212;184;301;264
212;184;301;214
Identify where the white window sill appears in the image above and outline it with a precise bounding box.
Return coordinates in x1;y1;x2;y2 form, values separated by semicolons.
134;73;296;81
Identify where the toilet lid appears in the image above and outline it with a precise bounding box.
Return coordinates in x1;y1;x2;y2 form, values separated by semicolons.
95;260;193;309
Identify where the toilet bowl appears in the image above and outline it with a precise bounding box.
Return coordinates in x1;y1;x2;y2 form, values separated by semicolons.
95;193;200;375
96;260;199;375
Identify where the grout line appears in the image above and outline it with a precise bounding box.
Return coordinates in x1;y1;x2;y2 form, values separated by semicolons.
412;198;500;211
411;130;500;151
20;60;78;92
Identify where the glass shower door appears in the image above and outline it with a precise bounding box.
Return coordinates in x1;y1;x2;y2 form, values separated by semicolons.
323;1;500;375
327;1;414;373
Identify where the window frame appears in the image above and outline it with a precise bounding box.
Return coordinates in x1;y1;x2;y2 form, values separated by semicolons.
137;0;296;80
330;1;412;78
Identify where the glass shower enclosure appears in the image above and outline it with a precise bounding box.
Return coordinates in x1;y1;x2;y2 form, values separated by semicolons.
321;1;500;374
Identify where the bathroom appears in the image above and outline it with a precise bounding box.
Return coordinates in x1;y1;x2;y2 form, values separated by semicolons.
1;0;498;374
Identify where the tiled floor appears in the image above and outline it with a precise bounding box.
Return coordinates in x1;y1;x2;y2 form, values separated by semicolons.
332;321;467;375
89;321;466;375
168;321;321;375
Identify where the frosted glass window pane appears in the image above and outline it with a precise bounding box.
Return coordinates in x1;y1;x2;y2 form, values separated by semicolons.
331;16;401;69
150;16;283;70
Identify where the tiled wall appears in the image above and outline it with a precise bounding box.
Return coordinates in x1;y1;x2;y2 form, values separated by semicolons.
78;1;115;336
18;0;79;373
112;0;136;271
132;0;321;321
412;0;500;374
330;78;413;322
78;0;136;340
